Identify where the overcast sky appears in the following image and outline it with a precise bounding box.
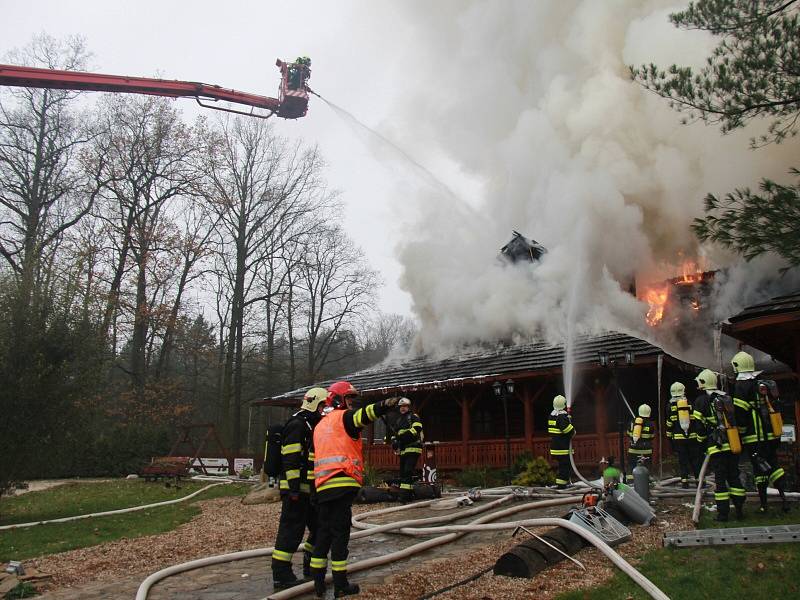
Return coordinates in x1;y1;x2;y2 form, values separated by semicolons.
0;0;451;316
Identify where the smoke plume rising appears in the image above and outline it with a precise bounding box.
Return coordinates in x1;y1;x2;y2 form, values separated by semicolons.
365;1;800;363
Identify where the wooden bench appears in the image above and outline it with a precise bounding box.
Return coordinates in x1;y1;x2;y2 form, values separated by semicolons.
139;456;192;483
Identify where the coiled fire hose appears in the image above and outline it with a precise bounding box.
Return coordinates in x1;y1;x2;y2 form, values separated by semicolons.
135;493;671;600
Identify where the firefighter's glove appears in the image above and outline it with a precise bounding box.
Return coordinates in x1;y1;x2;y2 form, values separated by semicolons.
289;492;300;502
385;396;400;407
391;439;399;452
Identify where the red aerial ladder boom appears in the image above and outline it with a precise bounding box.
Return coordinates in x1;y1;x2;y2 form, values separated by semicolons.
0;58;312;119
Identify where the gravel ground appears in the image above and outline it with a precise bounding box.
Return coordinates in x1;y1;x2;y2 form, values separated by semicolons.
28;495;692;599
28;496;395;594
357;503;694;600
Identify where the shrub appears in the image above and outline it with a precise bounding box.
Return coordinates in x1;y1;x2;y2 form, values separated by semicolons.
454;466;504;488
512;456;556;486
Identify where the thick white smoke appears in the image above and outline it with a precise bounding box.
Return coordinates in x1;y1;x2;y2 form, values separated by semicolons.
365;1;799;359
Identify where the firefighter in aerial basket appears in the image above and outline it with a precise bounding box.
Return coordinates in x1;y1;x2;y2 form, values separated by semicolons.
391;397;424;502
731;351;789;513
626;404;655;481
269;387;328;590
666;382;705;488
548;395;575;489
309;382;398;598
694;369;746;521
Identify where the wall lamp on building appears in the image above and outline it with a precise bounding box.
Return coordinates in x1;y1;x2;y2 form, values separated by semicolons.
597;349;635;478
492;379;515;480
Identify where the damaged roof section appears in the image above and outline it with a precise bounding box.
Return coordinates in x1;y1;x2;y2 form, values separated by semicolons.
499;231;547;264
266;332;669;404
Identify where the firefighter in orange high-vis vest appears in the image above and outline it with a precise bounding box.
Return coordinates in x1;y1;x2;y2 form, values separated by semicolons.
309;382;398;598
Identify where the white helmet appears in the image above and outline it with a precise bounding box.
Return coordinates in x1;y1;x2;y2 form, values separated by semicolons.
670;382;686;399
301;387;328;412
638;404;651;418
695;369;718;391
553;395;567;410
398;397;411;407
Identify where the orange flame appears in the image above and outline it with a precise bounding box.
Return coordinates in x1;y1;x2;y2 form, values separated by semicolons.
644;285;669;326
677;259;705;285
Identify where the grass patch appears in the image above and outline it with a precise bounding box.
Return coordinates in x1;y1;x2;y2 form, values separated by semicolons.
0;480;246;561
557;507;800;600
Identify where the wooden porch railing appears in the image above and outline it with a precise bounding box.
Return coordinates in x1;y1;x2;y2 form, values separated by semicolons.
364;433;655;471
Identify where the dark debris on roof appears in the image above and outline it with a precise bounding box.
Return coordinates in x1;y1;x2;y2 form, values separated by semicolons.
268;332;673;402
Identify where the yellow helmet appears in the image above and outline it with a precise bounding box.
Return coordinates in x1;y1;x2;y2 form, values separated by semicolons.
670;382;685;399
695;369;718;391
553;395;567;410
731;351;755;374
301;387;328;412
638;404;651;418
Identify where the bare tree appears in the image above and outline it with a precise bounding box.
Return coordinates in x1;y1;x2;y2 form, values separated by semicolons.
298;226;380;382
0;34;103;305
200;116;328;451
96;95;197;400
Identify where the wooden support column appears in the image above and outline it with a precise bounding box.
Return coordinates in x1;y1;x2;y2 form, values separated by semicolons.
593;378;609;458
521;383;546;454
457;391;476;467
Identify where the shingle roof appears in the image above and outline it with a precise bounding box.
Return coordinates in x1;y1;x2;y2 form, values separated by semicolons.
269;331;667;402
727;290;800;323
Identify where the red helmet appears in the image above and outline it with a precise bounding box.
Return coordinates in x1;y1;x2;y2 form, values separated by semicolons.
327;381;359;409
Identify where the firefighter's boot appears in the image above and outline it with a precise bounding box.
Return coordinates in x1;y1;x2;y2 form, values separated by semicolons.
332;571;360;597
313;570;326;598
733;496;745;520
272;561;300;590
303;551;313;577
757;483;768;513
715;500;730;522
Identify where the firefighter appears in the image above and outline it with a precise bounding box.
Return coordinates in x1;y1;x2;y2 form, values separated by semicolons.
666;382;705;488
391;397;423;502
548;395;574;489
626;404;655;481
289;56;311;89
310;382;398;598
694;369;746;521
271;387;328;589
731;351;789;513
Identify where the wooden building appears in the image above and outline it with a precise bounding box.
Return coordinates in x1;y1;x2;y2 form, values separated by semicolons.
262;332;705;472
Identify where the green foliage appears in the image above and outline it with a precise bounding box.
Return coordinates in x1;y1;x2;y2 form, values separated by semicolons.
512;451;535;475
453;466;504;488
630;0;800;146
0;480;246;560
363;463;391;487
512;456;556;486
630;0;800;267
692;169;800;268
4;582;36;599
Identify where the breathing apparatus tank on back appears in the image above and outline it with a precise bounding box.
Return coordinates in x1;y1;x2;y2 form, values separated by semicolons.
757;380;783;437
696;368;741;454
732;350;784;439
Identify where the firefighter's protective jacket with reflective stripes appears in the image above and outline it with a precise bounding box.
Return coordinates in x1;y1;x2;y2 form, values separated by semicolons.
733;379;778;444
694;392;735;454
279;411;317;495
627;417;655;454
548;410;574;454
665;400;705;442
395;412;423;455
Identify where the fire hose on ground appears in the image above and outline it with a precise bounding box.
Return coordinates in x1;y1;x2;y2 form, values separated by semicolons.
0;481;230;531
135;493;671;600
